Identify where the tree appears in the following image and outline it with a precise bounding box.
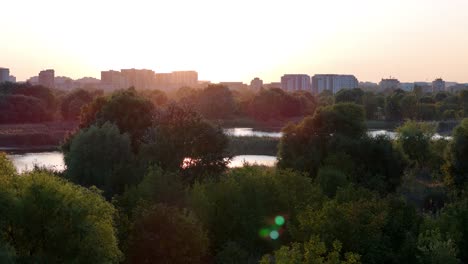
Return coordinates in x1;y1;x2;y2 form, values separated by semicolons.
64;123;135;197
126;204;209;264
189;167;324;260
417;229;460;264
362;92;379;120
278;103;366;177
292;186;420;264
260;236;361;264
196;84;236;119
433;195;468;262
401;94;418;120
385;90;405;121
0;167;122;263
139;89;168;107
335;88;364;105
0;95;52;123
97;88;155;146
315;167;348;197
139;104;229;182
396;121;436;167
444;118;468;190
61;89;94;120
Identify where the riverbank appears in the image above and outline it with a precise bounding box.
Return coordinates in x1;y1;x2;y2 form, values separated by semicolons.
0;119;459;152
0;122;77;150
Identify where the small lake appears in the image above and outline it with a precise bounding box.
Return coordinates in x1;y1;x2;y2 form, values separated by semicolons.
224;128;282;138
7;151;66;173
6;152;277;173
225;127;452;140
5;128;451;173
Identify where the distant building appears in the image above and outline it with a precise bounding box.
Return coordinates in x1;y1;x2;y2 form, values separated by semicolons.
250;77;263;90
263;82;282;89
400;83;415;92
448;84;468;93
414;82;432;93
219;82;248;91
281;74;311;91
101;70;129;90
38;69;55;88
171;71;198;86
312;74;358;94
379;78;400;91
121;69;156;90
8;76;16;83
432;78;446;93
0;68;10;83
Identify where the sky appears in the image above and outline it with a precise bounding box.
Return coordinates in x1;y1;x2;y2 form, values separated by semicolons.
1;0;468;83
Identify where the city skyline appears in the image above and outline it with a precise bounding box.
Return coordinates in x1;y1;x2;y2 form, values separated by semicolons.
2;0;468;83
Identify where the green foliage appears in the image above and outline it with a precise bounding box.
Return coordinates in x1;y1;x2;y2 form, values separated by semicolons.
335;88;364;105
97;88;155;146
0;240;15;264
215;241;251;264
60;89;94;120
139;89;168;107
196;84;236;119
417;229;460;264
248;88;316;120
401;94;418;119
64;122;135;197
189;167;324;260
292;186;420;264
396;121;437;166
0;95;52;123
434;195;468;262
115;166;186;215
444;118;468;189
312;103;366;138
0;169;122;263
316;167;348;197
139;104;229;182
260;236;361;264
385;90;405;121
278;103;365;176
126;203;209;264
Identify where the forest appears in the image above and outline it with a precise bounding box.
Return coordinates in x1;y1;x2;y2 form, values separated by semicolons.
0;84;467;263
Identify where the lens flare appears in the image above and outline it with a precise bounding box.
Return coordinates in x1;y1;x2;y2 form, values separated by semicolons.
259;228;269;238
275;215;285;226
269;230;279;240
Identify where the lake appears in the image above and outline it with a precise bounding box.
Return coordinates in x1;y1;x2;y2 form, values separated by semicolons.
226;127;452;140
5;128;451;173
7;152;278;173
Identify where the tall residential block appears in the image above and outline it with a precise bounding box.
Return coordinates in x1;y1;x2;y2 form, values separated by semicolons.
281;74;311;91
38;69;55;88
379;78;400;91
312;74;358;94
432;78;446;92
250;77;263;90
0;68;10;83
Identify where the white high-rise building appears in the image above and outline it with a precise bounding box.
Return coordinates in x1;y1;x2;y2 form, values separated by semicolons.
379;78;401;91
250;77;263;90
0;68;10;83
38;69;55;88
312;74;358;94
281;74;311;91
432;78;446;92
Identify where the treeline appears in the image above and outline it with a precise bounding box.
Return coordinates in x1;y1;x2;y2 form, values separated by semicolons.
2;81;468;125
1;88;467;263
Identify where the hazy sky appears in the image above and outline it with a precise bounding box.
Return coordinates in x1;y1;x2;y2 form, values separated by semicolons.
2;0;468;83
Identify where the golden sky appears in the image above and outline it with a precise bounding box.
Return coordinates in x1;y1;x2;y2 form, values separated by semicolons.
1;0;468;83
